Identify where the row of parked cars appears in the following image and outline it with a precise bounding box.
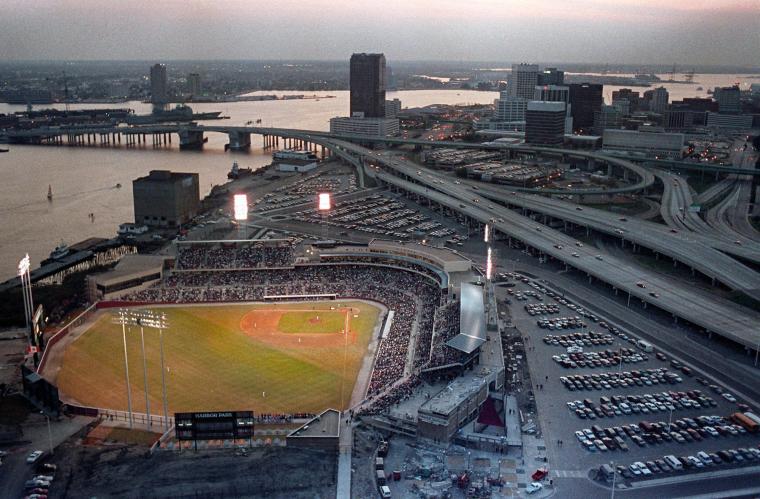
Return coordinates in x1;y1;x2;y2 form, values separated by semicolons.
579;414;750;453
524;303;560;315
560;368;683;392
567;391;718;420
620;446;760;478
535;316;586;330
23;450;56;498
542;331;615;348
553;348;648;370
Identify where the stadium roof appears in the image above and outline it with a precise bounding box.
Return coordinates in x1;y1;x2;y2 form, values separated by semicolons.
447;282;487;354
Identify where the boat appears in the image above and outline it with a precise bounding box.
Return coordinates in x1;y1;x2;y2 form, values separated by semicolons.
227;160;252;179
49;242;70;260
115;183;122;188
696;86;703;91
47;184;53;201
273;149;319;162
0;147;8;153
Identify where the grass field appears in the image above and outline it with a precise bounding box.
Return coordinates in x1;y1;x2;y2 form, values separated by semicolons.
55;301;380;415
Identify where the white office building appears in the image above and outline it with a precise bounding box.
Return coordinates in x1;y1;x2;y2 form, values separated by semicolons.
602;129;686;159
507;64;539;100
329;116;400;137
385;98;402;118
534;85;573;134
706;112;753;129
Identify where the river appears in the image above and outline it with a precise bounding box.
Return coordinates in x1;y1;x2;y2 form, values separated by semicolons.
0;75;751;280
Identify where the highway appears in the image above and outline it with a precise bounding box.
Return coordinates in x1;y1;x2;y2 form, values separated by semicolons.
360;154;760;300
319;137;760;352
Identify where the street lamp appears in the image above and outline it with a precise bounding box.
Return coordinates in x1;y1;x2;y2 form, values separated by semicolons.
40;411;53;455
113;310;135;429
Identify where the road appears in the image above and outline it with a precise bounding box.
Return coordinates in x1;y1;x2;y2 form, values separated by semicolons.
336;143;760;303
338;149;760;351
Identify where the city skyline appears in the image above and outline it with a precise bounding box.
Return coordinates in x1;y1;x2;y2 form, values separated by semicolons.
1;0;758;66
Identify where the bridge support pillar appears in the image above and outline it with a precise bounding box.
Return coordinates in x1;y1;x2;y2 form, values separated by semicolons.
588;158;596;171
179;129;205;150
607;163;613;177
227;131;251;151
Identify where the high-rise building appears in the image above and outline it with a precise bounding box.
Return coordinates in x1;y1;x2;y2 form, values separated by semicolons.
649;87;669;113
713;86;741;114
507;64;539;100
133;170;200;227
593;105;623;135
611;88;640;112
150;64;168;106
385;98;402;118
534;85;572;134
526;101;566;145
611;99;631;117
534;85;569;103
187;73;201;96
537;67;564;86
569;83;603;133
494;93;528;122
350;53;386;118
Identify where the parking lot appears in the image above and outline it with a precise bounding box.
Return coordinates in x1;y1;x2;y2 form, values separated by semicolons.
500;274;760;488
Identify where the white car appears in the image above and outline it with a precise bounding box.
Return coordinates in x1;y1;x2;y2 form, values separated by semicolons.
526;482;544;494
628;463;642;475
575;430;585;441
26;450;44;464
722;393;737;403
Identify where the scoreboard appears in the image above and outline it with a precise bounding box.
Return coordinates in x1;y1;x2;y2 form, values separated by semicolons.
175;411;254;441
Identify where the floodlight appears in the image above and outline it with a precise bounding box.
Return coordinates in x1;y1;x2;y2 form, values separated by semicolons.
18;254;30;276
486;247;493;281
318;193;331;211
484;224;490;243
233;194;248;221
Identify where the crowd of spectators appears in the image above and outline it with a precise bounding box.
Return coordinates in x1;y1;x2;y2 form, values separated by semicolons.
122;263;442;400
427;300;464;368
255;412;316;424
176;243;294;270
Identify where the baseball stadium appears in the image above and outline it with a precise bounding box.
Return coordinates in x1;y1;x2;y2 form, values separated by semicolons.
37;238;487;428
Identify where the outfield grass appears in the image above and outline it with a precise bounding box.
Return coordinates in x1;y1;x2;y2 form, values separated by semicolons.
277;310;346;334
55;301;380;414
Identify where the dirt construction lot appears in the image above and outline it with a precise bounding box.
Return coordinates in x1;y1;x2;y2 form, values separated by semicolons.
45;440;337;499
52;301;381;414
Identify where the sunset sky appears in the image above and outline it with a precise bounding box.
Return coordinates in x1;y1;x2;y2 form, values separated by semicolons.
1;0;758;65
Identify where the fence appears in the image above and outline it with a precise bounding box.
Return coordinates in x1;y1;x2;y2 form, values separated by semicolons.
66;403;174;429
37;303;98;374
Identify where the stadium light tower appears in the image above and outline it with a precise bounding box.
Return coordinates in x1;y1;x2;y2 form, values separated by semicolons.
17;254;38;364
233;193;248;241
113;309;170;430
318;192;331;240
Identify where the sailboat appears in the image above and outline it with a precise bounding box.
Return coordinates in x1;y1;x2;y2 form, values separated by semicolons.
47;185;53;201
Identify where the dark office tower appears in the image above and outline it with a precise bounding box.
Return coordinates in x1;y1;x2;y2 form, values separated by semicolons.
350;53;386;118
537;67;565;86
150;63;168;106
526;101;566;145
611;88;640;112
569;83;603;133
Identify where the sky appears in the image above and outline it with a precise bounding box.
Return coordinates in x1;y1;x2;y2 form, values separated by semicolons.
1;0;759;66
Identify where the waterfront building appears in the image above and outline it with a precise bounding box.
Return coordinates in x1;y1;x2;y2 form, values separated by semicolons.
385;98;402;118
525;101;566;145
602;129;686;159
706;112;753;129
187;73;201;96
648;86;670;113
713;86;741;114
150;64;168;106
132;170;200;227
350;53;386;118
329;116;399;137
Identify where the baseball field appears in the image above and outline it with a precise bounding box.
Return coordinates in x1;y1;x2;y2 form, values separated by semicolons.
54;301;381;415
